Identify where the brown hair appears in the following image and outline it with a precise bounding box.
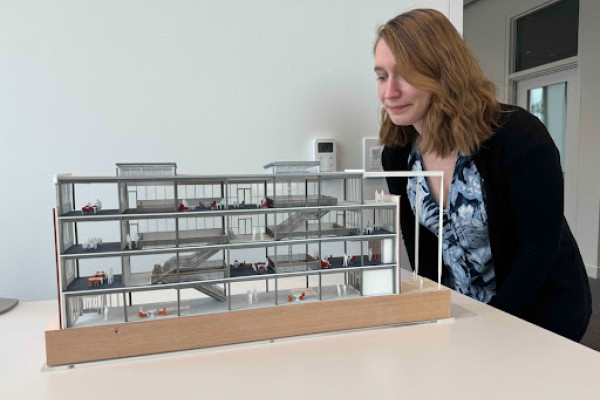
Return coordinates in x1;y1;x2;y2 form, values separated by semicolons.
376;9;500;156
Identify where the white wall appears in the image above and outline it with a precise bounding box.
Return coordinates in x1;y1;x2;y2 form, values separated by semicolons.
0;0;461;301
464;0;600;273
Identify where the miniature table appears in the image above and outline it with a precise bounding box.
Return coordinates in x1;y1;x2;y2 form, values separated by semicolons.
86;277;103;286
2;289;600;399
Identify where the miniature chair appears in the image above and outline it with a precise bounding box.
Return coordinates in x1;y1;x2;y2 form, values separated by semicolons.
138;307;148;318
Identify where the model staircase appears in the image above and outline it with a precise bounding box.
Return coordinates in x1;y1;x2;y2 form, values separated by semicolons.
193;282;226;302
275;210;330;236
151;241;228;302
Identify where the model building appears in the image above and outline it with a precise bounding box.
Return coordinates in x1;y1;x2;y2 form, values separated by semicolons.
54;162;400;329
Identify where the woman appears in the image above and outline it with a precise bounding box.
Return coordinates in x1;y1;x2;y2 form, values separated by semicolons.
376;9;591;341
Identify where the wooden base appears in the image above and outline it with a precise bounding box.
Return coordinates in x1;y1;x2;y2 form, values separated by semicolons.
45;280;450;366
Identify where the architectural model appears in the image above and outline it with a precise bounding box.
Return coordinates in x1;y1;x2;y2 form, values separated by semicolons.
47;162;450;366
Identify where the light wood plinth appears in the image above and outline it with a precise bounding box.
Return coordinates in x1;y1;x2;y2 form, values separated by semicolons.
45;281;450;366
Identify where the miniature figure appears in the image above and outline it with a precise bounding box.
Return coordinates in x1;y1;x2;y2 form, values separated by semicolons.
375;190;383;203
364;220;374;235
107;268;114;285
343;254;349;267
93;199;102;213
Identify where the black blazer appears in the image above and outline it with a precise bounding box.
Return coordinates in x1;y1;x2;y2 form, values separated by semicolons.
382;104;591;341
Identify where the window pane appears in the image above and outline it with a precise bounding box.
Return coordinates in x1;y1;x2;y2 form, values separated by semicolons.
527;82;567;170
516;0;579;72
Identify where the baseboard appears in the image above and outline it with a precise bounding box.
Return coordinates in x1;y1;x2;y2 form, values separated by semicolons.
585;263;600;279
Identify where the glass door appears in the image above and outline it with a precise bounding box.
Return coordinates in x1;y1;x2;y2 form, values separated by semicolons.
516;67;579;229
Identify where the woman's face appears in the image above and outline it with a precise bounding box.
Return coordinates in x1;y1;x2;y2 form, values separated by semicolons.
374;39;431;134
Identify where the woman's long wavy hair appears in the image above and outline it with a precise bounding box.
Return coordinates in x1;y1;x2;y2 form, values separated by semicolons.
376;9;500;156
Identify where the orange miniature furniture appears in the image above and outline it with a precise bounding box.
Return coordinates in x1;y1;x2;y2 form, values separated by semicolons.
299;292;306;300
138;310;148;318
287;295;293;302
87;277;100;286
158;308;166;316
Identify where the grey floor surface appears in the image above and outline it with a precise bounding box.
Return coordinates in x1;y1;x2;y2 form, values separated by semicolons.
579;278;600;351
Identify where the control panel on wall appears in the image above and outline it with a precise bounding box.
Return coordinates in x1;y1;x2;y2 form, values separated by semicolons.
312;139;337;172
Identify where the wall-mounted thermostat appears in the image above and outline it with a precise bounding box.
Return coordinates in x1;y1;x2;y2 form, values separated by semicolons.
312;139;337;172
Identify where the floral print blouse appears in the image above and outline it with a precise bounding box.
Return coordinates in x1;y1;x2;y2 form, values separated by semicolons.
407;144;496;303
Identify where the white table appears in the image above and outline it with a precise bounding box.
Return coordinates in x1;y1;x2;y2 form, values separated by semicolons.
1;292;600;400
